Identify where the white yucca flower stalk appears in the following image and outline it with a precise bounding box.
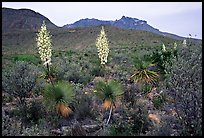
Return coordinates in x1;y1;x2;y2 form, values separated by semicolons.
162;43;166;52
173;42;177;50
36;20;52;66
183;39;187;47
96;26;109;65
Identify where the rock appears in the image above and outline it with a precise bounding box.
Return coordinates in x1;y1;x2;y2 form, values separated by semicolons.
51;129;63;135
62;124;87;136
82;124;101;133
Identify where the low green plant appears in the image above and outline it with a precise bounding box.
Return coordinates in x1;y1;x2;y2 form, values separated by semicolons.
43;80;75;118
12;54;40;65
152;95;165;109
130;55;159;84
150;43;177;74
141;83;152;94
94;79;124;125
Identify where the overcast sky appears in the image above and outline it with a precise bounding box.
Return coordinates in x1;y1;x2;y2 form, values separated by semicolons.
2;2;202;39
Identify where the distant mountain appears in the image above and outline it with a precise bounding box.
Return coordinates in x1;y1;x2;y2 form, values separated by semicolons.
63;16;184;40
2;7;58;33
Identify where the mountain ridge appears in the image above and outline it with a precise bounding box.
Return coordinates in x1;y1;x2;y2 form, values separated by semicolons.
63;16;185;40
2;7;58;33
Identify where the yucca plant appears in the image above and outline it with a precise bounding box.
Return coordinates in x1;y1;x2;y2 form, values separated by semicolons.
151;44;177;74
43;80;75;118
96;26;109;65
36;20;52;80
130;55;159;85
94;80;123;125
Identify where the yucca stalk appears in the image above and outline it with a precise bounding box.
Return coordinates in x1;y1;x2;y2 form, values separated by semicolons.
36;20;53;81
95;80;123;125
96;26;109;65
36;21;75;118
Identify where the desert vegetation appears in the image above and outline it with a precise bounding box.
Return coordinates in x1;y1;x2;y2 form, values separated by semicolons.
2;22;202;136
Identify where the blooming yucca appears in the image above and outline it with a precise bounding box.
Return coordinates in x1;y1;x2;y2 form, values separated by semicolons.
173;42;177;50
36;20;52;66
183;39;187;47
96;26;109;65
162;43;166;52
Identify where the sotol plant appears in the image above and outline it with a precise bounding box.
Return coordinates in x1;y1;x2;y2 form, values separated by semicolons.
43;80;75;118
130;55;159;85
94;80;124;125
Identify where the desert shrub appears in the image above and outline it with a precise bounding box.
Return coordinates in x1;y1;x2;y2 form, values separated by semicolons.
108;103;150;136
26;101;47;123
32;77;47;96
2;61;39;100
146;120;179;136
152;94;166;109
141;83;152;94
54;57;93;84
2;93;13;103
108;118;134;136
2;112;22;136
123;83;140;107
74;93;96;121
2;61;40;124
21;124;50;136
150;44;177;75
164;44;202;136
40;64;59;80
91;65;105;77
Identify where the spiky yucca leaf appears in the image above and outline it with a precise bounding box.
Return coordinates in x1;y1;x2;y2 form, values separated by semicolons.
95;80;123;110
43;80;75;110
130;69;159;84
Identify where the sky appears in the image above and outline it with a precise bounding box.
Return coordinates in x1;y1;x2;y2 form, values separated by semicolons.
2;2;202;39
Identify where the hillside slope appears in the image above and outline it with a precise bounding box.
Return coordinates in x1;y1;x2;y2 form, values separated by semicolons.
2;7;58;33
2;25;183;55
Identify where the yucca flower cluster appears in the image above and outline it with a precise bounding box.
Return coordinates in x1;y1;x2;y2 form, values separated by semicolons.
173;42;177;50
36;21;52;66
96;26;109;65
183;39;187;47
162;43;166;52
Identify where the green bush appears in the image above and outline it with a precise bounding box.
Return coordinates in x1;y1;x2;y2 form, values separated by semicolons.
2;61;40;123
2;112;21;136
91;65;105;77
152;95;165;109
150;44;177;74
164;44;202;136
108;103;150;136
26;101;47;123
74;93;96;121
21;124;50;136
141;83;152;94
